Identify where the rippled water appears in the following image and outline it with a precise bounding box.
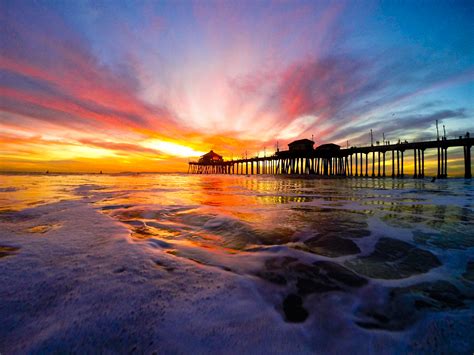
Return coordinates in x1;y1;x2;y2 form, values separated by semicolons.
1;173;473;351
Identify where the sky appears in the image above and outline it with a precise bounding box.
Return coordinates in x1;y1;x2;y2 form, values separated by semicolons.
0;0;473;173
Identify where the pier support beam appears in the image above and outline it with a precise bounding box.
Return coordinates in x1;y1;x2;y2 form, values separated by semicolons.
421;149;425;178
400;150;404;178
355;153;358;177
414;149;418;178
438;147;448;178
372;151;375;177
378;151;381;177
365;154;368;177
464;145;472;179
382;152;386;177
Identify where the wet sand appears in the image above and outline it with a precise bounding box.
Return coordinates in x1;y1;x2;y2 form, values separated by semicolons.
0;174;473;353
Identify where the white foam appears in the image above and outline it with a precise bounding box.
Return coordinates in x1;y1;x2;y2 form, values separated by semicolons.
0;174;472;353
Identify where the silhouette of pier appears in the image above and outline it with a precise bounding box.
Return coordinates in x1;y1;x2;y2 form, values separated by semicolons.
189;134;473;179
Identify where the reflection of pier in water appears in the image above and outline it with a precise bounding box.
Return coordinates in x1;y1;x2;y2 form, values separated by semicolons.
189;135;473;179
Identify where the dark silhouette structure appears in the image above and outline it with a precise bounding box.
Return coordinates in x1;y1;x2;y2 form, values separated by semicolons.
191;150;230;174
199;150;223;164
188;134;473;179
288;139;314;152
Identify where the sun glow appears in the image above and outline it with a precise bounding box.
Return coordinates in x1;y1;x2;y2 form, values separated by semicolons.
141;140;207;158
0;1;471;174
277;115;319;140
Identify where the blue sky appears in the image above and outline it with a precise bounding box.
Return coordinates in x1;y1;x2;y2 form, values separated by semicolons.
0;0;473;171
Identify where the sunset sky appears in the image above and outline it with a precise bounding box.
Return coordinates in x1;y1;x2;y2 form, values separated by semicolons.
1;0;473;173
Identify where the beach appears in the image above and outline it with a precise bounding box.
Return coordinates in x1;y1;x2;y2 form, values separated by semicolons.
0;174;473;353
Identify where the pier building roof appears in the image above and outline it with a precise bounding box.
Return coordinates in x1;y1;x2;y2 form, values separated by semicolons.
199;150;224;164
288;139;315;151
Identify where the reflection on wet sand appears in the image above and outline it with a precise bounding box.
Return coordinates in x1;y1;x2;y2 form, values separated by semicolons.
1;174;473;332
0;245;20;258
71;175;472;328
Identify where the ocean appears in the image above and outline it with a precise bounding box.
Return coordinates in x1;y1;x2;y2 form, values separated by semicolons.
0;173;473;353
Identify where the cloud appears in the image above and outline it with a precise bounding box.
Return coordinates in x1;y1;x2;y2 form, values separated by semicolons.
77;139;164;156
228;48;473;149
327;108;469;145
0;0;472;172
0;2;180;137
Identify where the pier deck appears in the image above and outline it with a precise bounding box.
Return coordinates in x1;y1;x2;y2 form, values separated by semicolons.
189;136;473;178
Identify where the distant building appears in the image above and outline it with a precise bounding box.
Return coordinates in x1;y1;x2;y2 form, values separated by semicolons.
199;150;224;164
288;139;314;152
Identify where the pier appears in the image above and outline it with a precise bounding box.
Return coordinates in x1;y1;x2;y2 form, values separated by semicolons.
189;135;473;179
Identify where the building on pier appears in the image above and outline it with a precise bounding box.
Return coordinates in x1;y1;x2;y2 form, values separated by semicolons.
189;150;230;174
288;139;314;152
199;150;223;164
314;143;340;156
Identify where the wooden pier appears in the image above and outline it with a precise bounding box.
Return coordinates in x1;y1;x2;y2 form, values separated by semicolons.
189;135;473;179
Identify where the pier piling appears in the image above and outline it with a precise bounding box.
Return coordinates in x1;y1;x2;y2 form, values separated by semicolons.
189;136;473;179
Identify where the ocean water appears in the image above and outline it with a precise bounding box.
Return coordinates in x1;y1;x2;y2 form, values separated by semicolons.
0;173;473;353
